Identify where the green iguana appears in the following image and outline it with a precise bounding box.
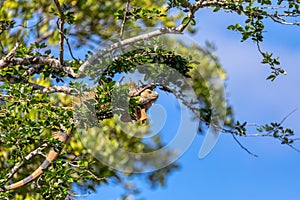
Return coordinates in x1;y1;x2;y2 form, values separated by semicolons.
0;82;158;192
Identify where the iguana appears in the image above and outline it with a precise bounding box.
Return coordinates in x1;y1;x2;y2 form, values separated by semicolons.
0;82;158;192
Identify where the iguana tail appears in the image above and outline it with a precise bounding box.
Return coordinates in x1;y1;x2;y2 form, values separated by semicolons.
0;83;158;192
0;131;71;192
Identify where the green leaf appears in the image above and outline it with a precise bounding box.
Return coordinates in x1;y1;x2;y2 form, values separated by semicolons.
227;25;235;30
45;49;51;55
266;74;276;81
213;6;221;12
190;18;196;26
181;17;190;26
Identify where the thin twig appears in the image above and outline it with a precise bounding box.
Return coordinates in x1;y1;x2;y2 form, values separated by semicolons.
0;40;4;55
267;13;300;26
279;108;298;125
63;35;78;61
54;0;65;65
33;30;54;44
232;134;258;157
15;16;46;29
120;0;131;40
86;170;107;181
68;192;92;197
287;144;300;153
68;161;107;181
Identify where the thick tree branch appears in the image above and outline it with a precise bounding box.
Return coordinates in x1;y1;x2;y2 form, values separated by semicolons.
181;0;193;10
0;73;72;94
0;42;20;69
29;83;72;94
79;27;182;73
199;0;226;8
0;54;83;78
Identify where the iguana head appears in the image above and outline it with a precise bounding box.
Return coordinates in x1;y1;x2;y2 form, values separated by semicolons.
135;88;159;122
75;82;159;123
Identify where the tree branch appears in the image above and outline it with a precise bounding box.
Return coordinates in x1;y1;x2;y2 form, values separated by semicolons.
29;82;72;94
232;134;258;157
0;73;72;94
267;13;300;26
63;34;78;61
120;0;131;40
68;161;107;181
0;42;20;69
0;54;83;78
53;0;65;65
78;27;182;73
34;30;55;44
3;144;48;184
279;109;298;125
175;0;230;32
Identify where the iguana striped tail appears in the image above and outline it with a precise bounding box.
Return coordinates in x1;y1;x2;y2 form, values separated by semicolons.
0;83;158;192
0;131;71;191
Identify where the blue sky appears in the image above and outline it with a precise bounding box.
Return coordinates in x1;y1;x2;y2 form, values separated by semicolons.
82;8;300;200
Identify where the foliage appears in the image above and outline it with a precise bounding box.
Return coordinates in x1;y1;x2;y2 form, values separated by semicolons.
1;0;300;199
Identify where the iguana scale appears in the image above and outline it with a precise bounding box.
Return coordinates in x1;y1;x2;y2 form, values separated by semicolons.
0;83;158;192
